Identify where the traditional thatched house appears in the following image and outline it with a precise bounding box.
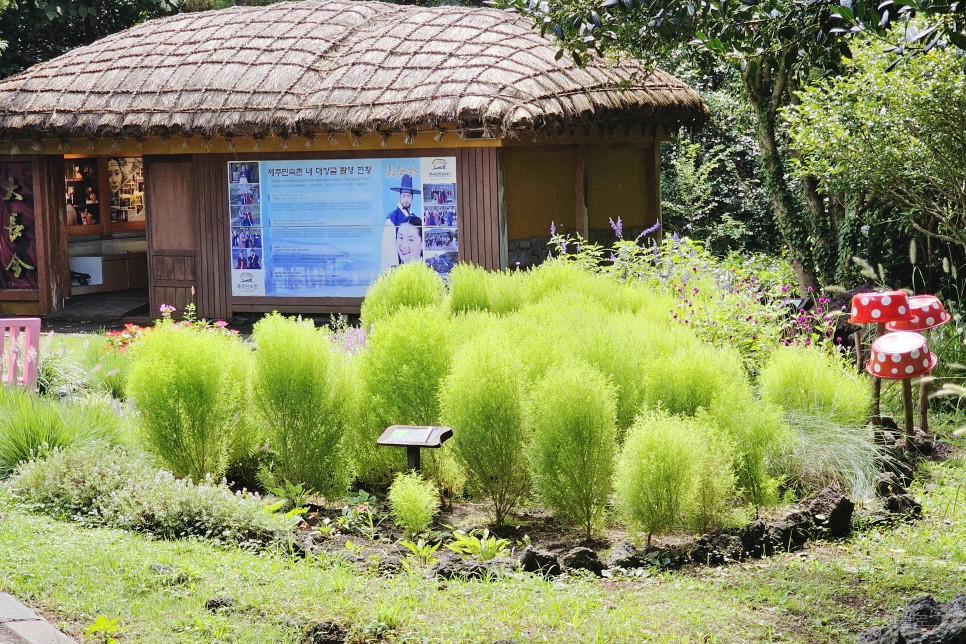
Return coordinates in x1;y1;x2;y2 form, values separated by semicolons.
0;0;706;317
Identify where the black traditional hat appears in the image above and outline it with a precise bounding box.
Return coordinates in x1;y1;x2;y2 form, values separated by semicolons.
389;173;421;194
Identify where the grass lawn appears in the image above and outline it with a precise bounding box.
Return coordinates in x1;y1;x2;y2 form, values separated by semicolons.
1;459;964;644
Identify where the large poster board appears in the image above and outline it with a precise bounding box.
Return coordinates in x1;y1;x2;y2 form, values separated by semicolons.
228;157;458;298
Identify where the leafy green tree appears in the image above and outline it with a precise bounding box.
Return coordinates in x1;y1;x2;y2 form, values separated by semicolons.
787;39;966;271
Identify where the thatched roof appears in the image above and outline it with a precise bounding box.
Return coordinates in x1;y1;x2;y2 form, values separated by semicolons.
0;0;707;142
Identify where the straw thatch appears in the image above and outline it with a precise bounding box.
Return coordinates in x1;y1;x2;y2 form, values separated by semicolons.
0;0;707;142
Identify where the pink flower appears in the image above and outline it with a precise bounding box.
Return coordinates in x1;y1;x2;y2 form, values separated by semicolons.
215;320;228;327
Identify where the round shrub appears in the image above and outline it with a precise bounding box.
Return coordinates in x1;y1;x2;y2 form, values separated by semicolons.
441;330;529;525
360;261;446;329
704;394;788;508
759;345;869;426
251;313;356;499
355;305;453;486
641;341;748;417
447;262;491;314
127;326;250;481
387;471;440;539
527;361;617;538
615;409;734;547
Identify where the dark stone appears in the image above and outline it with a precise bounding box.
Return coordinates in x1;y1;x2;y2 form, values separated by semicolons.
603;541;648;569
806;485;855;539
875;472;906;497
690;534;743;566
290;533;320;558
884;494;922;519
870;416;900;432
907;431;936;457
560;547;604;577
304;621;346;644
205;597;235;612
377;555;404;576
740;518;768;559
856;594;966;644
767;511;815;553
883;455;915;488
520;546;561;576
431;553;517;580
872;425;900;445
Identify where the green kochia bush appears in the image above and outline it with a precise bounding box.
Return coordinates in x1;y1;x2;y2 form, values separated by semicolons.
387;471;440;539
8;445;293;544
759;345;869;426
360;261;446;329
251;313;355;499
441;331;529;525
705;394;787;507
356;306;454;487
642;341;747;417
0;389;122;476
615;409;734;547
127;327;250;481
527;362;617;539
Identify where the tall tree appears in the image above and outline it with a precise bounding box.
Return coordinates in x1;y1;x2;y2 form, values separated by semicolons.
498;0;966;293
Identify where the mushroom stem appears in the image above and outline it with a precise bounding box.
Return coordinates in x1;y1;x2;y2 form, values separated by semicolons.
901;378;914;439
917;378;929;435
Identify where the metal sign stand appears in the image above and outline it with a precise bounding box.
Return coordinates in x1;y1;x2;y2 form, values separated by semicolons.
376;425;453;472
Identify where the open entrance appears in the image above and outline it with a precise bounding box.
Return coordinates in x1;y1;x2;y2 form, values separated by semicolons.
59;155;149;321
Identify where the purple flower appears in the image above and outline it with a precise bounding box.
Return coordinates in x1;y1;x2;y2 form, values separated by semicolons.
550;222;557;235
638;221;661;239
609;217;624;239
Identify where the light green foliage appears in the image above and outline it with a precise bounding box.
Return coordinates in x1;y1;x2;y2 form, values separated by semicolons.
447;263;491;314
759;345;868;427
445;529;511;561
704;395;787;507
0;389;121;476
356;306;452;486
360;262;446;329
642;341;748;417
523;260;634;313
440;332;529;525
387;471;440;539
8;444;293;544
126;327;250;481
447;264;526;315
615;410;734;546
250;313;355;499
527;362;617;538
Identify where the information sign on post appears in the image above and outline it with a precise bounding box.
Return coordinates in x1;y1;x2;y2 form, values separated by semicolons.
377;425;453;472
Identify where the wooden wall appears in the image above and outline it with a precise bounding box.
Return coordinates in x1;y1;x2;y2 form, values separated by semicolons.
144;156;199;316
456;147;503;270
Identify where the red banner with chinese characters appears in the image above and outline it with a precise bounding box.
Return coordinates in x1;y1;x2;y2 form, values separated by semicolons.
0;162;38;290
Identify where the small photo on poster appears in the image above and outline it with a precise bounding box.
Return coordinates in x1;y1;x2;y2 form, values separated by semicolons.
231;227;261;250
424;183;456;205
231;206;260;227
233;248;262;270
425;228;457;251
393;215;424;265
425;250;458;274
230;183;260;205
423;205;456;227
229;162;258;184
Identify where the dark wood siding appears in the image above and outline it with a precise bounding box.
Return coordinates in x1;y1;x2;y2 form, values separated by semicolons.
457;147;502;270
144;156;200;317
